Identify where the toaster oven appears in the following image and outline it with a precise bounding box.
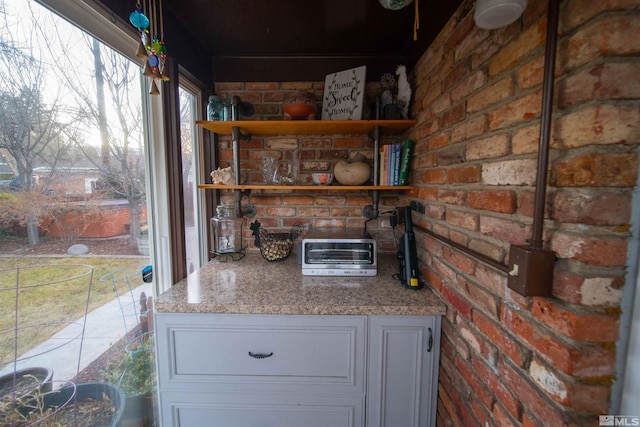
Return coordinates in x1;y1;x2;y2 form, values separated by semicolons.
301;229;377;276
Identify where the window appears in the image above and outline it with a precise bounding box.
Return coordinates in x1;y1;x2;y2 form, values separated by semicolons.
1;0;159;424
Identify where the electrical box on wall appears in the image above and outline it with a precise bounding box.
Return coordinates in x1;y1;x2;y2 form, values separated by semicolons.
507;245;556;297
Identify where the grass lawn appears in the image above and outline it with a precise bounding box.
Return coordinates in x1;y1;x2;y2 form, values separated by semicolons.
0;257;147;365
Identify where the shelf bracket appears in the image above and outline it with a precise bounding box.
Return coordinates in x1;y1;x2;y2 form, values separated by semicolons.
231;126;246;217
370;124;381;217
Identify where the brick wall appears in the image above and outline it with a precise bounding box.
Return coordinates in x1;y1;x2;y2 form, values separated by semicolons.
214;81;405;252
405;0;639;425
214;0;638;424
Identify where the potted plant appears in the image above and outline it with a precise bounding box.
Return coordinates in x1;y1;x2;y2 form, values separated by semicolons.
103;333;155;422
0;380;125;426
0;366;54;397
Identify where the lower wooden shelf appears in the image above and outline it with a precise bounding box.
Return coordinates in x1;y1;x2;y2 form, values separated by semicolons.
197;184;414;191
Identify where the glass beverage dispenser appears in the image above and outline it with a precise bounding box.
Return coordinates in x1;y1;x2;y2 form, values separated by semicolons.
211;203;244;257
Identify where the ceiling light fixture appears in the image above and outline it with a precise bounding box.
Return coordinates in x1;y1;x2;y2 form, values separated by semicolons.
474;0;528;30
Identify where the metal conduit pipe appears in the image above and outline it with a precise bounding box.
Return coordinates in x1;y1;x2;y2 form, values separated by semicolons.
531;0;560;249
412;0;560;296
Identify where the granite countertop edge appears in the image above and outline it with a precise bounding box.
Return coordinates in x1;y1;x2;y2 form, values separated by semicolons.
155;254;447;317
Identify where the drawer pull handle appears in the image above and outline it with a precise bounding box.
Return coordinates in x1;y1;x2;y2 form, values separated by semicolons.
248;351;274;359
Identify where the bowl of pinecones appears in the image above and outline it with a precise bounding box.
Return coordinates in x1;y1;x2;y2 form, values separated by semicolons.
250;221;304;262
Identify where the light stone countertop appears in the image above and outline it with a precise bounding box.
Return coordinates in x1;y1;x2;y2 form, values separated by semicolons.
155;253;446;316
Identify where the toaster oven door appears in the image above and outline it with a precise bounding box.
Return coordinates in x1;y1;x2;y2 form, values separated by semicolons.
304;241;375;266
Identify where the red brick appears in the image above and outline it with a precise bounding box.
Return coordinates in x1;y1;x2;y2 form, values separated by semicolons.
518;55;545;90
517;190;535;218
472;357;523;420
457;318;497;363
442;104;466;127
480;216;531;244
443;246;476;275
553;270;624;308
482;158;538;186
438;189;466;205
451;70;487;103
448;165;481;184
437;383;465;427
442;284;472;320
474;310;529;368
497;358;566;425
333;137;365;148
493;402;519;427
565;14;640;70
298;208;330;218
488;90;542;130
468;190;517;214
465;134;510;161
513;124;541;155
438;145;465;165
559;62;640;108
314;195;347;206
419;187;438;202
451;114;486;143
474;260;510;298
555;105;640;149
249;195;282;205
500;304;616;378
446;209;478;231
282;195;313;205
429;134;449;150
531;299;620;342
246;82;278;91
467;76;514;113
313;218;346;228
434;257;458;286
489;20;546;76
550;190;631;226
551;232;628;267
425;169;447;184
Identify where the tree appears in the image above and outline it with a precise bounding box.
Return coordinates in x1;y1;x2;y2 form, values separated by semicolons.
0;2;79;244
31;2;147;251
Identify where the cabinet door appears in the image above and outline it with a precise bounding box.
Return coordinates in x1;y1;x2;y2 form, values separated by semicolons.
367;315;441;427
160;391;364;427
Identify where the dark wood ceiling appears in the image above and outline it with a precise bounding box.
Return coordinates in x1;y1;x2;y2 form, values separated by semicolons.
103;0;462;83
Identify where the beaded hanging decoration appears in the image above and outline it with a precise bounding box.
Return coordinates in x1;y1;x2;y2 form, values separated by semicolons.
129;0;168;94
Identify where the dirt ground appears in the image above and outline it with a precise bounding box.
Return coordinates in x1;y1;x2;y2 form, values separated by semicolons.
0;235;141;256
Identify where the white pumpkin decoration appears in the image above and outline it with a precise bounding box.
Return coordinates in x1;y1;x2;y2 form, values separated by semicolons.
334;159;371;185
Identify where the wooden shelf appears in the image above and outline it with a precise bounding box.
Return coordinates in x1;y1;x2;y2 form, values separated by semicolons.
197;184;414;191
196;119;417;136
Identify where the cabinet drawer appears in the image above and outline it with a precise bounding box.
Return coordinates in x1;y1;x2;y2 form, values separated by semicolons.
161;391;364;427
156;313;366;393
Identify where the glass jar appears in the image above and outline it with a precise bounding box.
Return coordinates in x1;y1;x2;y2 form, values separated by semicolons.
210;203;243;254
207;95;223;121
222;97;232;121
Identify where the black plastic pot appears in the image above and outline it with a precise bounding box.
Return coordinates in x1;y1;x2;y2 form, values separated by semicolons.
122;391;155;421
42;382;125;427
0;366;54;397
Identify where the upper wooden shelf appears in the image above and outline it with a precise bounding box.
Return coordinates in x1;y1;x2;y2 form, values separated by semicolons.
197;184;414;191
196;119;417;136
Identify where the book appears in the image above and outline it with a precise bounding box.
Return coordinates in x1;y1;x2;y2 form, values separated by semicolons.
392;142;402;185
398;139;413;185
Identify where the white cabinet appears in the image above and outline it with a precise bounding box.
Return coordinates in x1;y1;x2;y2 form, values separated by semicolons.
155;313;440;427
367;315;441;427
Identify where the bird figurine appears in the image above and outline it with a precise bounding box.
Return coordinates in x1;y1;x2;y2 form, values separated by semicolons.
396;65;411;119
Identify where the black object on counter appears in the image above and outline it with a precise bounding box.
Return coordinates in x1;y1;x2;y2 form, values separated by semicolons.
398;207;422;289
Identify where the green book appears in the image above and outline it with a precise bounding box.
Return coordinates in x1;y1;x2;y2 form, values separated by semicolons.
398;139;413;185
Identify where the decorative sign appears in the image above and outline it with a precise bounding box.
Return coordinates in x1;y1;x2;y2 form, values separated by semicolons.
322;66;367;120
